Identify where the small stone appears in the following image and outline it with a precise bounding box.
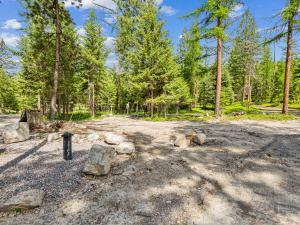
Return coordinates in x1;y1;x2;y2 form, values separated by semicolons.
166;201;171;204
117;142;135;155
73;134;80;143
87;133;99;141
192;133;206;145
105;133;127;145
174;134;189;148
47;133;60;142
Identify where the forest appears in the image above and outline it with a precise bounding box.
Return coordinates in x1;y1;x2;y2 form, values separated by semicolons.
0;0;300;121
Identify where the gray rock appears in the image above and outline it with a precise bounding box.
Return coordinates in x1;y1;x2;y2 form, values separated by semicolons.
117;142;135;155
105;133;127;145
73;134;80;143
2;122;30;144
87;133;99;141
0;190;44;211
174;134;189;148
192;133;206;145
47;133;60;142
83;144;116;176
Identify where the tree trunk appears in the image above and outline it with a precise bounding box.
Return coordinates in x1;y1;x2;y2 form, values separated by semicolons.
164;90;167;118
58;94;61;116
248;36;253;103
151;90;154;119
92;84;95;118
136;101;138;114
20;110;44;132
283;8;294;115
50;0;60;121
214;14;222;116
271;43;276;103
176;104;179;116
242;70;246;103
1;103;5;114
37;93;41;110
117;31;121;114
66;91;69;116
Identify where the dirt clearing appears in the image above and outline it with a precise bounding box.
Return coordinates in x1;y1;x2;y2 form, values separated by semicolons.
0;117;299;224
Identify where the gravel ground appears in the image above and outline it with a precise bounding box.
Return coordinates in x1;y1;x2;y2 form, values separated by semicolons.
0;117;299;224
0;139;93;203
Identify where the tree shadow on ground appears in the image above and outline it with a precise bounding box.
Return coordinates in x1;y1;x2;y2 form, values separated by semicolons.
1;120;299;224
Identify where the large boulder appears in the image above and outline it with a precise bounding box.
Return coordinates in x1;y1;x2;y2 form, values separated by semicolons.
104;133;127;145
117;142;135;155
192;133;206;145
83;144;116;176
0;189;44;211
174;134;189;148
2;122;30;144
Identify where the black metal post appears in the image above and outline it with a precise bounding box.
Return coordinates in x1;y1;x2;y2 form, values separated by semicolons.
62;132;73;160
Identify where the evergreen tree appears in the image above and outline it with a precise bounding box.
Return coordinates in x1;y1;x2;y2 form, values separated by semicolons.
267;0;300;114
81;8;109;118
129;0;177;118
182;0;243;115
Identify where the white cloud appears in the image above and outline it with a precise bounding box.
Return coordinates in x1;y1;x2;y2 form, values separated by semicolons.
104;36;115;51
0;33;20;47
256;28;265;33
229;4;244;18
108;52;115;57
106;60;118;64
160;5;177;16
76;26;86;36
179;34;183;39
64;0;117;10
156;0;163;5
2;19;21;29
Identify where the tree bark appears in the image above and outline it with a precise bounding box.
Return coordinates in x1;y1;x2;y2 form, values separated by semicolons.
164;90;167;118
248;36;253;103
242;70;246;103
58;94;61;116
151;90;154;119
66;91;69;116
92;84;95;118
271;43;276;103
283;8;294;115
37;93;41;110
1;103;4;114
20;110;44;132
50;0;60;121
214;14;222;116
117;31;121;114
136;101;138;114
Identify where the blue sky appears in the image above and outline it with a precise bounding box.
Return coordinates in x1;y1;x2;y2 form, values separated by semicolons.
0;0;293;66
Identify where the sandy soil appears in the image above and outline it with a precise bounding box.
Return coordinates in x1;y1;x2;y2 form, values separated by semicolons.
0;116;300;225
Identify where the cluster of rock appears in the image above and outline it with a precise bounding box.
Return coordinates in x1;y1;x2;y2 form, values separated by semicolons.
83;133;135;176
174;133;206;148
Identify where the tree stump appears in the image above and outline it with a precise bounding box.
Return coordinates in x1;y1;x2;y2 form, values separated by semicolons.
20;110;45;132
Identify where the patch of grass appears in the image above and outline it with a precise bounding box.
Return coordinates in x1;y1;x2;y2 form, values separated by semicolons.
221;102;261;115
15;208;21;212
222;113;298;122
255;102;300;110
